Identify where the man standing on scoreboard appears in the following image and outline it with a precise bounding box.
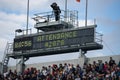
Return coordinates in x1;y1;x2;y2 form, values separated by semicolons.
51;2;61;21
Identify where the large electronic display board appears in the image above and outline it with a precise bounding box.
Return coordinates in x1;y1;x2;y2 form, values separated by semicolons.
13;27;94;51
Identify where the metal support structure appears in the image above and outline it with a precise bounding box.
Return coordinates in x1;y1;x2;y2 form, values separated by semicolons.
15;29;32;36
94;18;96;25
20;56;25;74
26;0;29;35
85;0;88;27
0;0;104;75
65;0;67;21
1;43;12;74
19;56;29;74
77;11;79;27
79;49;88;64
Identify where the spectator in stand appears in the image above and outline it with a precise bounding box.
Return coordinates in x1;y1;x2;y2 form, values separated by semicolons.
63;63;69;73
46;73;53;80
109;57;115;68
52;64;58;75
104;61;109;72
0;73;4;80
76;64;82;75
30;73;37;80
83;63;87;73
87;64;92;73
93;61;97;69
58;63;64;74
105;69;111;80
95;63;99;72
118;61;120;67
2;58;120;80
75;74;81;80
98;60;104;74
47;65;52;75
37;69;42;80
110;67;116;80
116;67;120;80
41;66;47;79
67;73;74;80
70;64;76;75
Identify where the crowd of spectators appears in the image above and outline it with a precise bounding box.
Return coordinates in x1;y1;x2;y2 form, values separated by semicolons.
0;57;120;80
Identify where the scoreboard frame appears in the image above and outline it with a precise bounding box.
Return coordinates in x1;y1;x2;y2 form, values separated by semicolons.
12;25;102;57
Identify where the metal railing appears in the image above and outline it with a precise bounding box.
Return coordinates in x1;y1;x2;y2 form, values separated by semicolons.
1;42;13;73
15;29;32;37
33;10;79;27
95;32;103;44
2;43;12;61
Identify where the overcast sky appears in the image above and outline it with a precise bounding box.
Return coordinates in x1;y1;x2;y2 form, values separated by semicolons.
0;0;120;66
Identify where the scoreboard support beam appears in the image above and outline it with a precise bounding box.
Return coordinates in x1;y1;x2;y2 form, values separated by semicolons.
79;49;88;66
20;56;26;74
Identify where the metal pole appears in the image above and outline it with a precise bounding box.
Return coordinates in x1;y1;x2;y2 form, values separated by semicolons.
94;18;96;25
77;11;79;27
65;0;67;21
85;0;88;27
26;0;29;34
16;59;18;72
20;56;24;74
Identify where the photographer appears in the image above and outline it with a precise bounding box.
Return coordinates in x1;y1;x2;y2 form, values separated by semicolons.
51;2;61;21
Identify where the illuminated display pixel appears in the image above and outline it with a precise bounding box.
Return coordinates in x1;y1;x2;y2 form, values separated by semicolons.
13;28;94;51
36;31;77;42
14;37;33;51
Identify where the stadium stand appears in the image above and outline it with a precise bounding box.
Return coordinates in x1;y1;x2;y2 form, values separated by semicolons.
1;55;120;80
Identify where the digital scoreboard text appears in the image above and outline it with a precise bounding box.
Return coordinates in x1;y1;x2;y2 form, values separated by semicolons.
13;28;94;51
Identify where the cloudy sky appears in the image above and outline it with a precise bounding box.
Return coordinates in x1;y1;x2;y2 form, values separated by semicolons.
0;0;120;65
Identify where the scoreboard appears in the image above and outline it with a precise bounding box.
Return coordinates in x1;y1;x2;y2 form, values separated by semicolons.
13;27;95;52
